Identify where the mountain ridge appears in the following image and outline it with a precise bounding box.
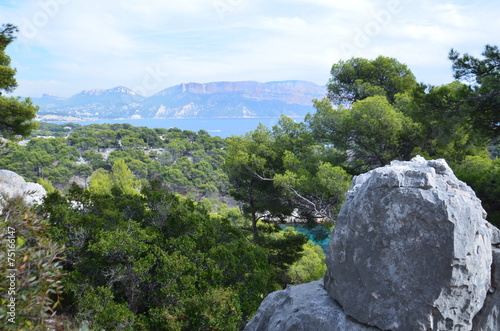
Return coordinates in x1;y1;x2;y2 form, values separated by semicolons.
34;80;326;120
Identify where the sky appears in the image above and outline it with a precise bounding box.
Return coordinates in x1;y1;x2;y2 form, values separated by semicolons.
1;0;499;98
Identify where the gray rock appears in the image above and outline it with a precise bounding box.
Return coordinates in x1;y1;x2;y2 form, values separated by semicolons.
487;222;500;246
324;156;492;330
244;280;379;331
473;246;500;330
0;169;46;205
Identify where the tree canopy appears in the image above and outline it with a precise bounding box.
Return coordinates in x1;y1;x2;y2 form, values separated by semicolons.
327;56;417;105
0;24;38;138
224;117;351;232
40;182;279;329
449;44;500;137
308;48;500;226
308;95;415;171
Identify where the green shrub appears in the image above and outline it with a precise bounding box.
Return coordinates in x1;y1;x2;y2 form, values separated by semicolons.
0;198;65;330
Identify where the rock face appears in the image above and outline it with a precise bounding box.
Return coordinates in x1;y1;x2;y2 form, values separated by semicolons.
245;156;500;331
474;224;500;331
325;156;492;330
244;280;379;331
0;170;46;205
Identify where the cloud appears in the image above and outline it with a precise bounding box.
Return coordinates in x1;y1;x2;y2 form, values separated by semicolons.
289;0;374;12
3;0;500;97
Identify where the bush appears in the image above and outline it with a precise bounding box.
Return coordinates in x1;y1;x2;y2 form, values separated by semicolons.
75;286;136;330
0;198;65;330
287;241;326;284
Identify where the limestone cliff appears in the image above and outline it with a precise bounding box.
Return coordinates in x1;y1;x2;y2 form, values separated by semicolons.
34;80;326;120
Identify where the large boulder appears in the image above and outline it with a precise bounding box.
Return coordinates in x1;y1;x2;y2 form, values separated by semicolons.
324;156;492;330
0;169;46;205
244;280;378;331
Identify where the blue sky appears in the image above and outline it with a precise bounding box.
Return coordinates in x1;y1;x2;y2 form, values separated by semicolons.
1;0;499;97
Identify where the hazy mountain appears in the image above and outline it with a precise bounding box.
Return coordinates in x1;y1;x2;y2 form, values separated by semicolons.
34;80;326;120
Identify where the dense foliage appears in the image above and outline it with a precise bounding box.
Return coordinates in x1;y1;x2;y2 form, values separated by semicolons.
224;117;352;236
0;198;65;330
0;24;38;138
40;182;279;330
307;50;500;225
0;123;229;201
327;56;417;104
449;45;500;137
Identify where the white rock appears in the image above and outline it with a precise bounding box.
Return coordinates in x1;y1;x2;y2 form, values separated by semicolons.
0;170;46;206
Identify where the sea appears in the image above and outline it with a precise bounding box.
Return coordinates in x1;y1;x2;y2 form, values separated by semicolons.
65;117;305;138
280;223;331;253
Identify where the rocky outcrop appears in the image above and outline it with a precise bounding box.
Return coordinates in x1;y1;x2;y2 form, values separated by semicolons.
325;156;492;330
244;280;378;331
0;170;46;205
245;157;500;331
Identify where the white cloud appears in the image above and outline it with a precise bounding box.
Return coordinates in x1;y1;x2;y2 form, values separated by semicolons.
290;0;374;12
4;0;500;97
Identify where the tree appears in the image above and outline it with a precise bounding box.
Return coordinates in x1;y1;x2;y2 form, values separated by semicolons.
225;116;352;229
88;169;113;195
271;116;351;222
82;150;107;169
327;56;417;105
0;24;18;94
452;153;500;226
449;44;500;137
224;124;293;239
312;54;496;173
111;159;142;195
404;81;486;161
308;95;416;171
0;24;38;138
89;159;141;195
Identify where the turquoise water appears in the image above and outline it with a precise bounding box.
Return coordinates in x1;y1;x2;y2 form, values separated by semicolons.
63;117;303;138
280;224;331;253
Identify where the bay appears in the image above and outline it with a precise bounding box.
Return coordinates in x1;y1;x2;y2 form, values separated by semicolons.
64;117;304;138
280;224;331;253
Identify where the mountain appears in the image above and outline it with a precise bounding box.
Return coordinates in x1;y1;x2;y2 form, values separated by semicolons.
33;81;326;120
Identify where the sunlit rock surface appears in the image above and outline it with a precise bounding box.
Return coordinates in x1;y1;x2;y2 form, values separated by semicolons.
0;169;46;205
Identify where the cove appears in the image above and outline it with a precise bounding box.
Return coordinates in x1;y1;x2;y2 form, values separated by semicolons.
280;223;332;253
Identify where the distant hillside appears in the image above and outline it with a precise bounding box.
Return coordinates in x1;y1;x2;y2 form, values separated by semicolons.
33;81;326;121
